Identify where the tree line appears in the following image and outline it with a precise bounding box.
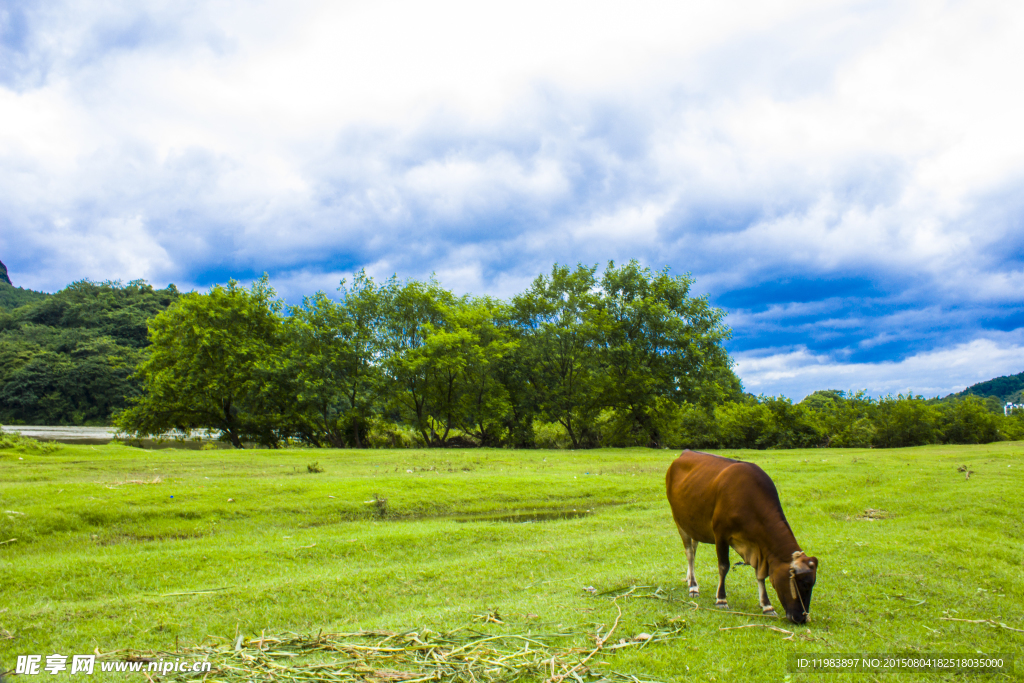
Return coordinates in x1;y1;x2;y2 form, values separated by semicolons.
671;390;1024;450
116;262;738;448
4;264;1021;449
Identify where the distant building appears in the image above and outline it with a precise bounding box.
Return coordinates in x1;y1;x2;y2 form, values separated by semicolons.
1004;402;1023;416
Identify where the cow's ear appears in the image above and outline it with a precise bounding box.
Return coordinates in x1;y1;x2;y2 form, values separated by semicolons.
795;557;818;575
792;552;817;574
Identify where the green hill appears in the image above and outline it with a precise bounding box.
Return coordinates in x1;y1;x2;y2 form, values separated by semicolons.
0;279;179;425
959;370;1024;403
0;282;50;309
0;259;50;309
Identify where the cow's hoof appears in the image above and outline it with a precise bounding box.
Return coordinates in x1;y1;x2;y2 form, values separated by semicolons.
762;608;778;617
688;588;699;597
715;600;729;608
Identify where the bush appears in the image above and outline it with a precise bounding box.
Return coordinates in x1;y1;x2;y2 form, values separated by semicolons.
533;421;572;449
800;390;874;447
663;403;717;450
366;420;422;449
1000;409;1024;441
940;396;1002;444
0;427;61;453
871;394;938;448
713;400;772;448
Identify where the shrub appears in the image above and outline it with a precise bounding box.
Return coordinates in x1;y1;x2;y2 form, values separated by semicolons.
871;394;938;448
366;420;422;448
0;427;61;453
533;421;572;449
940;396;1002;444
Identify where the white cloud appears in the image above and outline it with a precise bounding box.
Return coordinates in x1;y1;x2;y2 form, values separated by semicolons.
735;333;1024;401
2;0;1024;399
3;1;1023;290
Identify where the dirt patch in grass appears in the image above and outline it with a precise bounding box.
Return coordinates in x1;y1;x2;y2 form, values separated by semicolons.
453;508;596;524
854;508;890;521
94;530;208;545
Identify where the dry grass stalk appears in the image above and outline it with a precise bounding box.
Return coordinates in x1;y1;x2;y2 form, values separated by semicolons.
940;617;1024;633
100;623;683;682
719;624;793;636
687;601;776;619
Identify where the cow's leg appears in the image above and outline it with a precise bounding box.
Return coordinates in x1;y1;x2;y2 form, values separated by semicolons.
757;577;777;616
714;539;730;608
685;538;700;597
675;525;700;597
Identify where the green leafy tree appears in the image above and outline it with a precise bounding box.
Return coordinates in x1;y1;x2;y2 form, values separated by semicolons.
870;394;938;448
490;311;539;448
446;298;517;446
0;282;49;310
116;276;286;448
1000;406;1024;440
512;264;604;449
713;398;775;448
384;292;515;447
597;260;735;447
939;395;1001;444
286;273;386;447
378;277;457;445
800;390;874;447
757;396;822;448
668;402;721;450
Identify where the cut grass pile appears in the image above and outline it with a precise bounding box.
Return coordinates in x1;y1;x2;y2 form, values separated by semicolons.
1;442;1023;681
103;616;688;682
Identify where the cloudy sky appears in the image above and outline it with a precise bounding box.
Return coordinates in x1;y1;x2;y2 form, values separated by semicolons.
2;0;1023;399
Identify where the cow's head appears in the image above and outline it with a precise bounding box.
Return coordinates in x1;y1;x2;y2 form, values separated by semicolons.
771;550;817;624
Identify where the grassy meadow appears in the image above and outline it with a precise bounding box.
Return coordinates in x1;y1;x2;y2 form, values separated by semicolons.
1;441;1022;681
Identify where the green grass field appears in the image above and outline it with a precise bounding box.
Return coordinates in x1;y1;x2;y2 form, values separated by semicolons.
1;442;1022;681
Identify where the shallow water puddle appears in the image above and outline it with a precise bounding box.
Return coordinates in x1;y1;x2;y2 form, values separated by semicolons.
453;508;593;523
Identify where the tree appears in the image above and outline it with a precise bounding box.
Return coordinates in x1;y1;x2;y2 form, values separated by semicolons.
512;264;604;449
490;308;539;448
0;282;48;309
378;277;457;446
597;260;735;447
800;390;874;447
446;297;517;446
380;286;516;447
116;276;286;448
939;395;1001;444
758;396;822;448
285;273;386;447
870;394;937;448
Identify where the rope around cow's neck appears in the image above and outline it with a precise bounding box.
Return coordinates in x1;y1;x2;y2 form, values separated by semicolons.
789;556;809;620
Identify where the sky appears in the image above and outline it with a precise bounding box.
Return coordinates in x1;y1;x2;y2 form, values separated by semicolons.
2;0;1023;400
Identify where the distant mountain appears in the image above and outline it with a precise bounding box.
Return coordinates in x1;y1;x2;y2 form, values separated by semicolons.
0;279;179;425
0;282;50;309
0;260;49;309
960;371;1024;403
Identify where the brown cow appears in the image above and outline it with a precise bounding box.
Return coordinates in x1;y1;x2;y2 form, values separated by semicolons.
666;449;818;624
